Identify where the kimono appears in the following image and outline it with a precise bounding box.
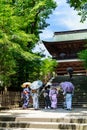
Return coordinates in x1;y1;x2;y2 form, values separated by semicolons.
49;88;58;109
21;87;30;109
31;89;39;110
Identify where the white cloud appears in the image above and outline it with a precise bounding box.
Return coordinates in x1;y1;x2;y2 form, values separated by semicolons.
62;17;87;30
39;29;54;40
57;8;87;30
32;41;51;57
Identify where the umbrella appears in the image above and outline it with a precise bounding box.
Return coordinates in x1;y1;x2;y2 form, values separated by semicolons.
67;67;73;79
21;82;31;88
30;80;43;90
60;81;74;93
60;82;67;92
67;67;73;74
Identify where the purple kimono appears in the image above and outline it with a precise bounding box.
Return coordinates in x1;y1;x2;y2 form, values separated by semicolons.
49;88;58;109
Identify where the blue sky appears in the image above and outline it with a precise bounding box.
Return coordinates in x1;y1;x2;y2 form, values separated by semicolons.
33;0;87;57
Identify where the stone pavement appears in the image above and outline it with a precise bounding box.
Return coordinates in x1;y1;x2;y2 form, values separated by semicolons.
0;108;87;130
0;107;87;119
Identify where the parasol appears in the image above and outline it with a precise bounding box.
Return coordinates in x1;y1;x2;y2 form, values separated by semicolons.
30;80;43;90
60;81;74;93
67;67;73;79
67;67;73;73
21;82;31;88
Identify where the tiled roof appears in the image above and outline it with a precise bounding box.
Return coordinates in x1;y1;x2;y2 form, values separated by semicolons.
54;32;87;42
43;29;87;43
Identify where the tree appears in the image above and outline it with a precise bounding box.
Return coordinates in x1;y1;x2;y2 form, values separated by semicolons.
67;0;87;22
78;48;87;70
40;58;57;83
0;0;57;89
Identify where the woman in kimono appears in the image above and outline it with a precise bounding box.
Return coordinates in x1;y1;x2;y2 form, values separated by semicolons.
49;86;58;109
31;89;39;110
21;83;31;109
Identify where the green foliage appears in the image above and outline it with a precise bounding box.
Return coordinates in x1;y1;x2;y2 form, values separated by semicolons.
67;0;87;22
78;49;87;69
0;0;57;88
40;58;57;83
0;43;16;87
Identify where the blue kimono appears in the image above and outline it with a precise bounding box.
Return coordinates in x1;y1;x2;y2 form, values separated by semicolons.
21;87;30;109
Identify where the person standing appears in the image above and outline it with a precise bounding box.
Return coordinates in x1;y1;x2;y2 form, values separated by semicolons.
43;85;51;109
21;83;31;109
49;86;58;109
31;89;39;110
61;81;74;110
30;80;43;110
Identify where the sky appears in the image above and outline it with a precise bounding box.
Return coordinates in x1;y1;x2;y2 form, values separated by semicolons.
33;0;87;57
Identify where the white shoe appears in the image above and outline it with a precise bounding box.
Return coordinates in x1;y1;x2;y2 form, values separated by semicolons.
45;107;47;109
48;106;51;109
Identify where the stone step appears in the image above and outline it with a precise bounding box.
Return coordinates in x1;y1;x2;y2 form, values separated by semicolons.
0;116;87;123
0;108;87;130
0;121;87;130
0;117;15;121
15;117;87;123
0;128;62;130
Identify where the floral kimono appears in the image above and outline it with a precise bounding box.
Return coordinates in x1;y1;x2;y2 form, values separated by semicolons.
21;87;30;109
49;87;58;109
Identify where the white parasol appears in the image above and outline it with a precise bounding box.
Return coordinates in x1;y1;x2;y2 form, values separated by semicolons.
30;80;43;90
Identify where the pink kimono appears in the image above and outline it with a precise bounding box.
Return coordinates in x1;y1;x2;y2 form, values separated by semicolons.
49;88;58;109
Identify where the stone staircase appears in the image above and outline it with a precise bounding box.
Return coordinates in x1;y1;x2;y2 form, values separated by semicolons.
51;75;87;108
0;108;87;130
0;117;87;130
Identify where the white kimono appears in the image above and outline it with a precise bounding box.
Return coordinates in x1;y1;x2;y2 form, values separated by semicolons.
32;89;39;109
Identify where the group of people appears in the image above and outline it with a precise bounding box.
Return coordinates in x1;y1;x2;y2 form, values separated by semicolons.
21;80;74;111
21;82;40;110
43;85;58;109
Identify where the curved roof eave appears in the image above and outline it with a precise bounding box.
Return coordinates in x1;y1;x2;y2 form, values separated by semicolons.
42;30;87;43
